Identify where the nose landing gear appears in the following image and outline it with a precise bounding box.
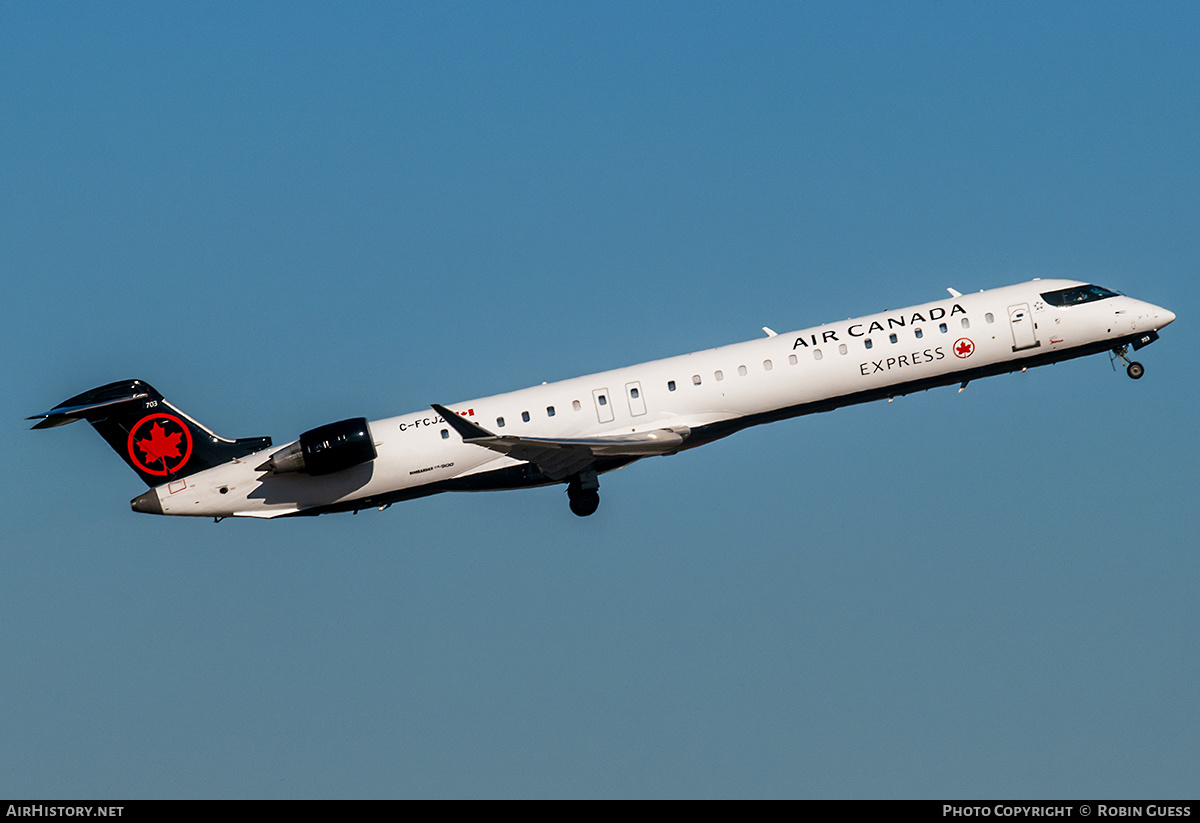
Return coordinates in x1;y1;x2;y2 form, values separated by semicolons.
567;470;600;517
1111;345;1145;379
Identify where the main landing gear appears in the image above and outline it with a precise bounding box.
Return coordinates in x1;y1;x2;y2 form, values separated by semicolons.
1111;345;1145;380
567;470;600;517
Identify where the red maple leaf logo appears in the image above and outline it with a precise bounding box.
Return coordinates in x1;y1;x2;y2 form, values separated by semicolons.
954;338;975;358
136;422;183;464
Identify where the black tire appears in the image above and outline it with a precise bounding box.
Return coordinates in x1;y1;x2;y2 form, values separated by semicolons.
1127;362;1145;380
569;490;600;517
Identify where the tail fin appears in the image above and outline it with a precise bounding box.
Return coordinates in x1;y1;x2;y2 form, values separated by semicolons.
29;379;272;486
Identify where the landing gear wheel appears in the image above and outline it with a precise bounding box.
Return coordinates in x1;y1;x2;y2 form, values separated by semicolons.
567;470;601;517
569;490;600;517
1112;346;1147;380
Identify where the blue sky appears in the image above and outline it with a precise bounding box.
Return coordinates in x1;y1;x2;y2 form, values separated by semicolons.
2;2;1197;798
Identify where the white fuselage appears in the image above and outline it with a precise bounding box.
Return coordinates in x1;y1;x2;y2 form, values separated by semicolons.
147;279;1175;518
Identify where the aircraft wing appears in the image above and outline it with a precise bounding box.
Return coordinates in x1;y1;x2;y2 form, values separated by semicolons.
431;404;688;481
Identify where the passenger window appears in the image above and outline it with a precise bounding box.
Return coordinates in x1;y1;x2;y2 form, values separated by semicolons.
788;354;798;365
630;387;639;399
888;333;898;344
813;349;823;361
572;400;581;411
668;380;676;391
715;370;724;381
939;323;948;333
521;411;530;422
547;406;555;417
597;395;607;406
838;343;847;355
915;328;923;339
692;374;702;385
738;365;747;376
985;313;995;324
865;339;873;349
763;360;772;370
497;417;505;428
441;429;449;439
961;318;971;329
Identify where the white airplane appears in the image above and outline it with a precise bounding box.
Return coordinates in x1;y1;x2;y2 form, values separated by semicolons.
30;279;1174;519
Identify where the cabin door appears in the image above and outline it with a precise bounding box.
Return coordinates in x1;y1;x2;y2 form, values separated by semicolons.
1008;303;1040;351
625;381;647;416
592;388;614;423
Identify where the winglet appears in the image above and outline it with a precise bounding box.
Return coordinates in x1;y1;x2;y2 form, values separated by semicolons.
431;404;496;441
762;326;777;338
947;288;962;298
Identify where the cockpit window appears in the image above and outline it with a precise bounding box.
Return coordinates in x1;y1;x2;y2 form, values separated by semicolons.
1040;284;1121;307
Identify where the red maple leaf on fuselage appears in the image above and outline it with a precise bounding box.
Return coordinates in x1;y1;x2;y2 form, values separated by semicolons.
137;422;183;465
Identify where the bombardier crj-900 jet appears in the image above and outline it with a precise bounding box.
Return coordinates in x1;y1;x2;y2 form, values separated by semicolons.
31;279;1174;519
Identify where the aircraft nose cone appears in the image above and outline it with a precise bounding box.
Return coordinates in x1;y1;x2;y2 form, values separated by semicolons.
1159;308;1177;327
131;489;163;515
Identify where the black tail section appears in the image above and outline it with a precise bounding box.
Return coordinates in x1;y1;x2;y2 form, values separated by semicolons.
29;379;272;486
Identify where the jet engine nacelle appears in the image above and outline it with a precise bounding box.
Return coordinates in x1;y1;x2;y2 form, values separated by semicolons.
260;418;376;476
